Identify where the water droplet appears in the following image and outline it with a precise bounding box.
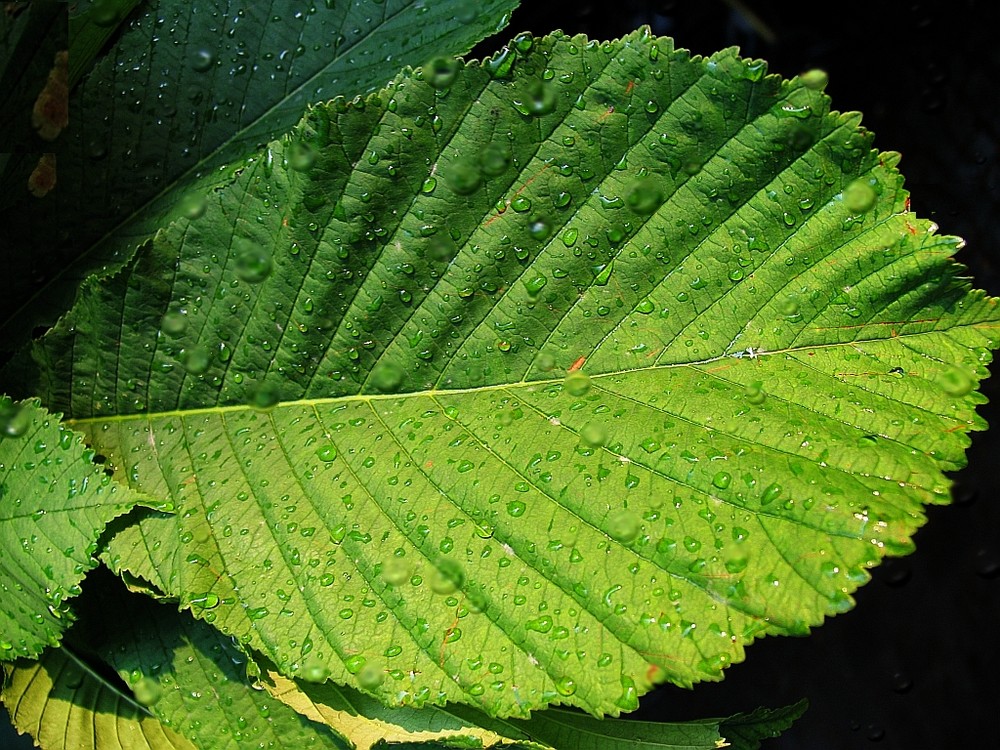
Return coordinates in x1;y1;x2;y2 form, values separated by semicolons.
302;659;331;682
506;500;526;517
371;362;404;393
182;345;211;375
626;177;663;215
91;0;120;27
615;676;639;711
712;471;732;490
581;421;606;447
801;69;829;90
426;56;459;89
358;663;385;689
561;228;578;247
445;160;481;195
316;444;338;462
745;381;766;405
132;676;162;706
248;382;280;411
760;483;782;506
564;371;591;396
234;239;272;283
843;179;877;213
159;311;187;338
191;592;220;610
1;402;30;437
636;298;656;314
192;49;215;72
431;559;464;594
485;46;517;79
939;366;973;396
180;193;207;220
421;177;437;194
480;143;510;175
523;274;547;295
555;676;577;696
607;510;640;543
529;217;552;241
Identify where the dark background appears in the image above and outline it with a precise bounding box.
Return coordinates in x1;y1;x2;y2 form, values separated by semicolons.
3;1;998;748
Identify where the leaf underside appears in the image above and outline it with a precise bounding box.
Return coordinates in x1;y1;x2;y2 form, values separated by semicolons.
5;29;998;721
1;647;196;750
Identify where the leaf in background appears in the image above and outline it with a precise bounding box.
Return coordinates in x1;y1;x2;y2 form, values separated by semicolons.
68;1;145;89
0;647;195;750
0;0;520;351
7;29;999;718
718;701;808;750
0;398;157;660
0;0;66;154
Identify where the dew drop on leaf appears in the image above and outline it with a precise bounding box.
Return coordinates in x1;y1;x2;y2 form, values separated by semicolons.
564;371;591;396
234;239;272;283
426;56;459;89
132;676;162;706
506;500;526;518
607;510;640;543
316;444;338;462
192;49;215;72
248;382;280;411
712;471;732;490
555;676;577;696
0;401;29;437
843;179;877;212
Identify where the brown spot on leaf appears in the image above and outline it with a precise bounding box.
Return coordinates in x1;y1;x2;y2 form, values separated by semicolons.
28;153;56;197
32;50;69;141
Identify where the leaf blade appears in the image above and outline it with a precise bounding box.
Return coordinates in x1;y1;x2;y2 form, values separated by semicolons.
6;29;999;718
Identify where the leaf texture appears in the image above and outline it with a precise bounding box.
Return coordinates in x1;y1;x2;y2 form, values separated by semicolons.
0;398;151;659
6;29;999;719
0;0;520;349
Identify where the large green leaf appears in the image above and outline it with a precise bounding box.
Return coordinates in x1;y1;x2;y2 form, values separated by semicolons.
1;647;195;750
0;0;519;350
0;398;154;660
5;29;998;720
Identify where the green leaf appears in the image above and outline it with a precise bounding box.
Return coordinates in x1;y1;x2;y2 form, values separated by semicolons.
6;29;999;721
1;647;196;750
0;0;519;350
84;587;351;750
718;701;808;750
0;398;153;660
68;1;145;89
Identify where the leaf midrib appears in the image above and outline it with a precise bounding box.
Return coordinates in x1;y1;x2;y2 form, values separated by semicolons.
62;325;992;428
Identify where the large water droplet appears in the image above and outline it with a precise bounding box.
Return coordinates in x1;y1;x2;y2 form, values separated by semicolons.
234;239;272;283
426;56;459;89
132;676;162;706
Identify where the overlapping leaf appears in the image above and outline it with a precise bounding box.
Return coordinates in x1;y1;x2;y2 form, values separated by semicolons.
1;647;195;750
0;398;153;659
0;0;519;350
5;29;998;721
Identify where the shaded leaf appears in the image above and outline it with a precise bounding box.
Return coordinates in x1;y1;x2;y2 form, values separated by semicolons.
0;0;519;350
87;587;350;750
719;700;808;750
6;29;999;720
0;647;195;750
0;398;155;660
